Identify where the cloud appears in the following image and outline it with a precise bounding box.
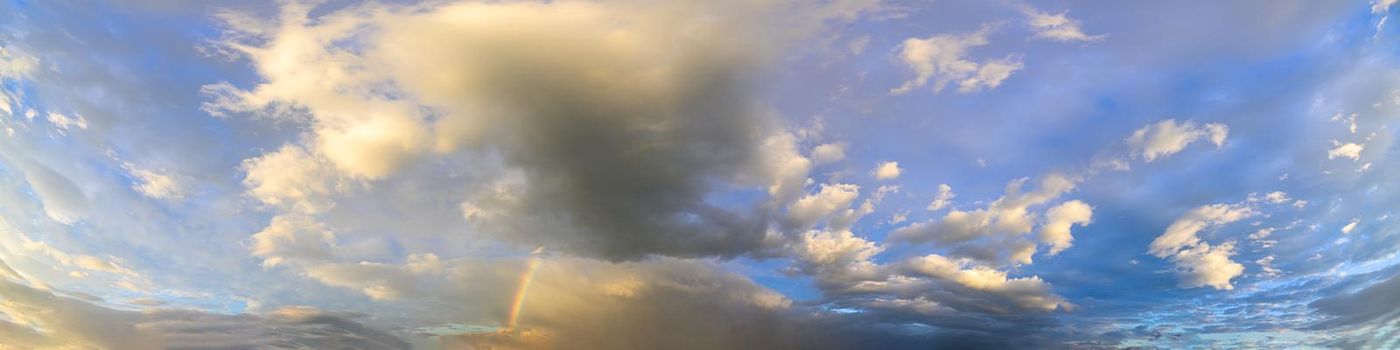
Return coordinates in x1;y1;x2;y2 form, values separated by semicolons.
873;161;902;180
796;229;883;267
900;254;1070;311
241;145;351;214
2;155;89;225
299;254;879;349
926;183;955;211
1126;119;1229;162
788;184;862;230
0;264;410;350
891;174;1077;264
44;112;87;132
890;26;1024;94
121;163;187;201
1039;200;1092;255
1148;203;1254;290
1328;141;1364;160
0;45;37;79
210;0;878;260
1017;5;1103;42
250;214;338;268
811;143;847;165
1341;218;1360;234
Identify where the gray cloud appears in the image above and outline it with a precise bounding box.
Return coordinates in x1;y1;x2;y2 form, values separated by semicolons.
0;261;409;350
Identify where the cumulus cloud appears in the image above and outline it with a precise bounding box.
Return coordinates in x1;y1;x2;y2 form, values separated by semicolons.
1328;141;1365;160
926;183;955;211
210;0;878;260
122;163;187;201
1017;5;1103;42
872;161;901;180
241;145;350;214
1039;200;1092;255
1126;119;1229;162
890;26;1024;94
788;184;862;230
900;254;1070;311
1148;203;1255;290
891;174;1077;264
811;143;847;165
250;214;338;268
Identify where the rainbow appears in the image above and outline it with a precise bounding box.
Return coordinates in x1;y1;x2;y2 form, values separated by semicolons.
506;250;544;329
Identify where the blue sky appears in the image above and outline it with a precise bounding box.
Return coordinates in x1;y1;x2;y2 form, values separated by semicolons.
2;0;1400;349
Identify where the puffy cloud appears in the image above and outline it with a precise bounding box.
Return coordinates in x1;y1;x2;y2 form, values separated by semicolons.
759;131;815;205
241;145;350;214
892;174;1077;264
250;214;337;268
1328;141;1364;160
1126;119;1229;162
1148;204;1254;257
1017;5;1103;42
788;184;862;230
811;143;847;165
1341;218;1360;234
873;161;901;180
122;163;187;201
890;26;1024;94
1148;203;1254;290
926;183;955;211
796;229;883;267
211;0;877;260
1168;241;1244;290
900;254;1069;311
1039;200;1092;255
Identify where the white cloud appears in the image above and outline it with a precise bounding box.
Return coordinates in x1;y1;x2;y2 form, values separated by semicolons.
788;183;862;230
122;163;187;201
890;26;1023;94
1246;191;1291;204
1148;203;1254;290
811;143;847;165
0;46;37;80
1341;218;1359;234
1018;6;1103;42
1327;141;1364;161
1039;200;1092;255
1170;241;1244;290
1126;119;1229;162
873;161;901;180
901;254;1070;311
241;145;350;214
249;214;337;268
45;112;87;132
796;230;883;267
892;174;1078;264
927;183;955;211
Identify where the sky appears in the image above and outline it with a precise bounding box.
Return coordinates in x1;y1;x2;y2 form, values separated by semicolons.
2;0;1400;349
